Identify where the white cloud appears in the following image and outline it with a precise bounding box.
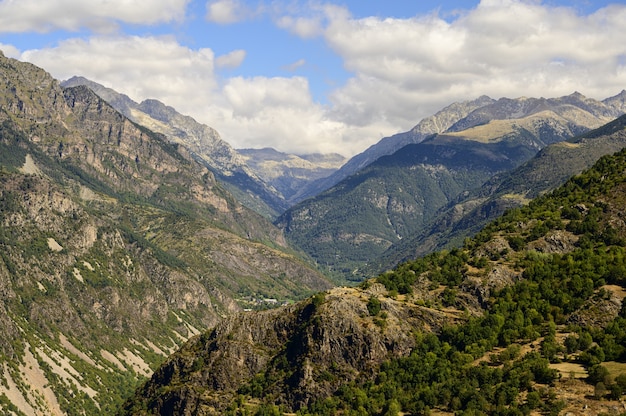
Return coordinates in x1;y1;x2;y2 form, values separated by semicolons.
0;0;189;33
216;49;246;69
220;77;330;150
321;0;626;132
218;75;379;155
206;0;251;24
0;43;20;58
22;36;219;113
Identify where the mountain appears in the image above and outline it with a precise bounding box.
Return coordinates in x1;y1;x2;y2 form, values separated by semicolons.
276;92;626;281
376;113;626;271
61;76;290;218
122;140;626;415
0;51;331;414
296;95;496;202
237;148;345;205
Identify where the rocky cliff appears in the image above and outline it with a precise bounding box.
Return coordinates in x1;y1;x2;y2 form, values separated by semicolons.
0;51;331;415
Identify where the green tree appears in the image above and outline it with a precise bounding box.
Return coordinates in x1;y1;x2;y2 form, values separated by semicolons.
367;296;382;316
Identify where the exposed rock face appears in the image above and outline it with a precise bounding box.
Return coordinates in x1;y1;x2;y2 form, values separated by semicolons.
62;76;288;217
123;285;454;415
61;77;346;217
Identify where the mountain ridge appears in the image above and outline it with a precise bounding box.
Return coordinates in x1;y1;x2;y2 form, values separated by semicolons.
277;91;626;281
0;51;331;415
123;131;626;415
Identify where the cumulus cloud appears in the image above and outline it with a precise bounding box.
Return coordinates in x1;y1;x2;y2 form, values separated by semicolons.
322;0;626;130
0;0;189;33
219;76;345;153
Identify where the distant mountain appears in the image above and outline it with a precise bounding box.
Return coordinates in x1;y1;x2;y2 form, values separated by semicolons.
0;52;331;414
277;92;626;281
61;76;291;217
238;147;345;205
123;141;626;415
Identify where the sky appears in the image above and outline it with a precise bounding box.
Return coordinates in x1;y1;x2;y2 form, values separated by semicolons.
1;0;626;157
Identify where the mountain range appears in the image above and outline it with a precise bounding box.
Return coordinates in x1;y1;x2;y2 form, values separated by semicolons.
0;51;331;415
277;90;626;281
3;49;626;415
60;77;347;218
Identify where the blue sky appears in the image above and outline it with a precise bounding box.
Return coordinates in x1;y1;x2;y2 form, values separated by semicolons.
1;0;625;156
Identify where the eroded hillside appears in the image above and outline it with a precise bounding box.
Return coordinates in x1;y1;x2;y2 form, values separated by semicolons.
0;52;331;415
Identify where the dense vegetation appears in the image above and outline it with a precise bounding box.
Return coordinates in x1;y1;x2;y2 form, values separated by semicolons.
223;146;626;415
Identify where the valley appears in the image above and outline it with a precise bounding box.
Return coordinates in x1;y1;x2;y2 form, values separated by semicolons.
1;50;626;415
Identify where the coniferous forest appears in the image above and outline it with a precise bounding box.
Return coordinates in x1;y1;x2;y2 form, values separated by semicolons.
219;149;626;416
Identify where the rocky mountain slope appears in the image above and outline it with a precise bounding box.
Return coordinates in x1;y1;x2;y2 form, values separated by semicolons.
61;76;287;218
0;52;331;415
122;138;626;416
61;77;346;217
277;92;626;281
